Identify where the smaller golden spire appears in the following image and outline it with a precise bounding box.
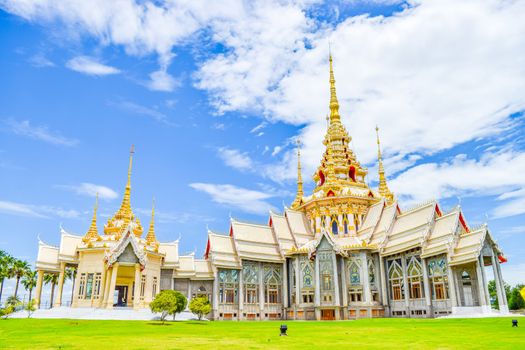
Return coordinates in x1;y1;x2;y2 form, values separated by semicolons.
328;54;341;124
376;126;394;204
291;140;304;209
83;193;100;243
145;198;158;247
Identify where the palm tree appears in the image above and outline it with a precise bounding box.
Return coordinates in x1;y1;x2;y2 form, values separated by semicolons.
0;251;14;304
10;259;30;299
43;273;59;308
65;267;77;306
21;270;37;302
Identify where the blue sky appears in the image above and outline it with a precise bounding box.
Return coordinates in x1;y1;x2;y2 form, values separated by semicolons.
1;0;524;301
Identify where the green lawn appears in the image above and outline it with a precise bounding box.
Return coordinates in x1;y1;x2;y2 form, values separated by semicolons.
0;317;523;349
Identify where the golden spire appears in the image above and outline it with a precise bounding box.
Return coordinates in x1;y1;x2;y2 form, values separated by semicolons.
145;198;158;248
104;146;143;238
83;193;100;243
312;53;368;196
291;140;304;209
329;54;341;124
376;126;394;204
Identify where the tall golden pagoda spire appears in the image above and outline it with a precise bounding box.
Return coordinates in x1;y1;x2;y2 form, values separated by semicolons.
104;146;143;238
145;198;159;248
83;193;100;244
291;140;304;209
376;126;394;204
312;54;369;195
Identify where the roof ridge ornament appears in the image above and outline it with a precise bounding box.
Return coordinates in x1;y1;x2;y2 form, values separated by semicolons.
291;139;304;209
375;126;394;204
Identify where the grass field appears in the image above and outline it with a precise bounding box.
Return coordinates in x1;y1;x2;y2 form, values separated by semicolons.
0;317;523;349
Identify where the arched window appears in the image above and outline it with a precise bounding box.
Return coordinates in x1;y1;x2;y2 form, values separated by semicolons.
331;215;338;235
349;166;356;182
243;262;259;304
218;269;239;304
264;264;282;304
428;257;449;300
342;214;349;234
388;260;404;301
407;257;423;299
349;262;361;285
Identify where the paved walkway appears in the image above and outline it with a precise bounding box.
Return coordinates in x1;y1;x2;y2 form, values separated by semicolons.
10;306;204;321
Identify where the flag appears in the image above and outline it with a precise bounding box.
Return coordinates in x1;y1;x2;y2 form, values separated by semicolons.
521;286;525;301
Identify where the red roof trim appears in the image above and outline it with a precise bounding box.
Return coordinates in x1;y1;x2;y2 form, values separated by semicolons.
204;239;211;259
458;212;469;233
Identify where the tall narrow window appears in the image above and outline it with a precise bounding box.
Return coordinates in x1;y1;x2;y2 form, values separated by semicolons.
243;262;259;304
218;269;239;304
140;275;146;300
85;273;94;299
78;273;86;299
343;214;349;235
152;277;158;298
428;257;449;300
407;257;423;299
331;215;339;235
264;264;282;304
93;273;102;299
388;260;404;301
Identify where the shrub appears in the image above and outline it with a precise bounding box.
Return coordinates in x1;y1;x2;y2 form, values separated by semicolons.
150;290;187;323
509;284;525;310
25;299;37;318
189;296;211;320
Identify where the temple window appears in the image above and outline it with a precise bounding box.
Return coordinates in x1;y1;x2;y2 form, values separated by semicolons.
319;171;325;186
152;277;158;298
428;257;449;300
368;258;376;286
300;256;314;304
331;215;339;235
388;259;404;301
93;273;102;299
140;275;146;300
78;273;86;299
407;257;423;299
264;264;282;304
218;269;239;304
348;261;361;285
347;258;363;303
243;262;259;304
343;214;349;234
85;273;94;299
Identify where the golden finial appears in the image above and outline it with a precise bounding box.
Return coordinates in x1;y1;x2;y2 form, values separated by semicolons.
328;53;341;124
145;197;159;248
291;140;304;209
83;193;100;243
375;126;394;204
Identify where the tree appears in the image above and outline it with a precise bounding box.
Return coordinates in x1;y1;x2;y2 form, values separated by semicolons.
509;284;525;310
0;296;21;319
0;251;14;304
21;270;37;302
43;273;59;309
189;296;211;320
10;259;30;299
24;299;37;318
150;290;187;323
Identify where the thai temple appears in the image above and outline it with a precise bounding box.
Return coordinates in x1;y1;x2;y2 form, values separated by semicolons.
34;56;509;320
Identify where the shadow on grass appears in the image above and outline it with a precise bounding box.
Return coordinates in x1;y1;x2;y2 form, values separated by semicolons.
146;322;173;326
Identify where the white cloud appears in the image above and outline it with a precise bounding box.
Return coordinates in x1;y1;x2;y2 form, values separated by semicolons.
57;183;118;200
389;149;525;218
189;183;276;215
217;147;254;171
108;100;175;126
66;56;120;76
0;200;80;219
28;53;55;67
250;122;267;134
136;208;213;224
147;68;180;92
3;118;79;146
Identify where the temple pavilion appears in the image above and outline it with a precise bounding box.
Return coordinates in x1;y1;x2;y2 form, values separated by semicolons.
34;56;509;320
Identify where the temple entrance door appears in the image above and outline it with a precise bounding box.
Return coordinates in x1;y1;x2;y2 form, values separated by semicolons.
321;309;335;320
114;286;128;307
463;284;473;306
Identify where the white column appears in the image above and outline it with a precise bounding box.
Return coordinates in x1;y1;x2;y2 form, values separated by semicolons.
496;258;509;313
133;264;141;309
475;259;487;308
259;262;264;319
379;256;388;307
479;254;491;306
295;257;300;307
490;251;505;309
340;257;348;307
447;265;458;308
106;263;118;309
332;253;340;306
54;262;66;307
238;267;244;319
34;270;44;309
421;258;432;314
212;269;219;319
282;261;288;309
314;254;321;306
360;252;371;304
187;279;192;311
401;255;410;311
